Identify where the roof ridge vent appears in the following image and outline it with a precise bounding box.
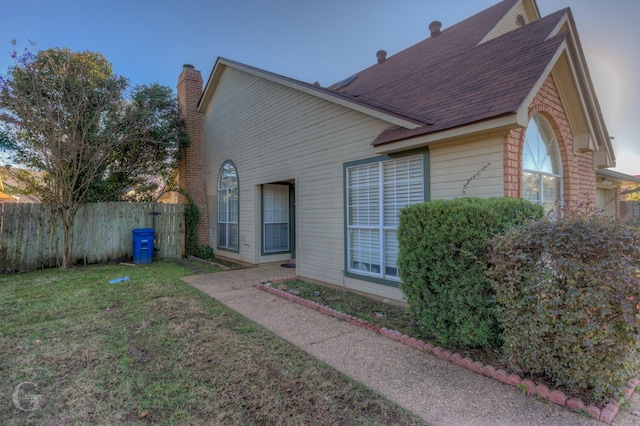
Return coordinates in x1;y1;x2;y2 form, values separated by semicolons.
429;20;442;37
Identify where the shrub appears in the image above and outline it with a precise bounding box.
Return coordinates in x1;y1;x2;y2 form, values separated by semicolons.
184;202;200;256
488;211;640;400
195;245;215;261
397;197;543;348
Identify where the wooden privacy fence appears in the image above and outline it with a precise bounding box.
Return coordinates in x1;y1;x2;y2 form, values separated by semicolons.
621;201;640;218
0;202;184;273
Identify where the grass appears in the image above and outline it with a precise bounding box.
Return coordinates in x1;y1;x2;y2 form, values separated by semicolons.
278;280;418;337
0;260;425;425
275;280;640;408
275;280;502;366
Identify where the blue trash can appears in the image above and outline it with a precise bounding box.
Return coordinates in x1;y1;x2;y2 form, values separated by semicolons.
132;228;155;264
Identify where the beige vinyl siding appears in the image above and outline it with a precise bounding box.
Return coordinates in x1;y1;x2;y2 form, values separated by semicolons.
430;138;504;199
203;65;405;300
482;2;529;42
344;275;405;301
596;187;616;217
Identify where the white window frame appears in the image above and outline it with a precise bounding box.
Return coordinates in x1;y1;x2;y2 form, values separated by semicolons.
346;155;424;281
522;115;563;214
217;161;239;251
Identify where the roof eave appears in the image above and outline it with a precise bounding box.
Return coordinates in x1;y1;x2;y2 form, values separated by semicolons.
198;57;226;112
513;36;568;127
561;10;616;165
513;14;615;169
373;114;522;155
199;58;426;129
596;169;640;186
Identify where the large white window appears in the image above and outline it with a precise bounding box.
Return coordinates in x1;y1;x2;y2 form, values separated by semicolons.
346;155;424;280
217;161;238;250
522;115;562;213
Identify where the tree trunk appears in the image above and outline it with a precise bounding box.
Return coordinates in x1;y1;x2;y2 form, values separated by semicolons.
60;207;75;269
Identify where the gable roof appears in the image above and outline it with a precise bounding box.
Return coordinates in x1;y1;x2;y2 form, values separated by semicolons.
330;3;569;145
198;0;615;167
325;0;614;168
198;58;433;130
329;0;523;96
366;10;568;145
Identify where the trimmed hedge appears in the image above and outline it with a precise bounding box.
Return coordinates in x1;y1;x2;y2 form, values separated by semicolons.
488;213;640;400
397;197;543;348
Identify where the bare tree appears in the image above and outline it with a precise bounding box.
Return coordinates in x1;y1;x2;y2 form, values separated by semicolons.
0;44;187;268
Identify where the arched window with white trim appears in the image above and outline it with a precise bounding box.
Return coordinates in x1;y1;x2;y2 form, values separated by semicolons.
522;114;562;213
217;161;239;251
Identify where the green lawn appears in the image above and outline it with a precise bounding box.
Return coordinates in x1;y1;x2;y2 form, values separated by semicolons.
0;261;425;425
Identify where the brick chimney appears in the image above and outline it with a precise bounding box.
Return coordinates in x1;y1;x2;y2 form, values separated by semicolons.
177;64;209;247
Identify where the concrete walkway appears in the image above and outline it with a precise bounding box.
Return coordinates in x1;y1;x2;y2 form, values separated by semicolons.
182;263;640;426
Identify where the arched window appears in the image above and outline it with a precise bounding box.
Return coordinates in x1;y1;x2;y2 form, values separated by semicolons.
217;161;238;250
522;115;562;213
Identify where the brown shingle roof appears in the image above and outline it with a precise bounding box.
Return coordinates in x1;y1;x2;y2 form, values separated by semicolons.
329;1;571;146
331;0;521;96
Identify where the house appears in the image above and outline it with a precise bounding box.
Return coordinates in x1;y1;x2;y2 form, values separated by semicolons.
0;168;41;203
177;0;622;301
0;175;17;203
595;169;640;218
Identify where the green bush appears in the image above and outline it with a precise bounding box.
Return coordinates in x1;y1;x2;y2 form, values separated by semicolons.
194;245;215;261
398;197;543;348
488;212;640;400
184;202;199;256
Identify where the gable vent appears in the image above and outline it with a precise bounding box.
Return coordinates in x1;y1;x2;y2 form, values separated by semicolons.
516;14;526;27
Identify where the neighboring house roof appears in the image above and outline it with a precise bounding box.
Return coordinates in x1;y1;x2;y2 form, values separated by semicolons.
0;168;42;203
596;169;640;187
0;176;18;203
199;0;615;167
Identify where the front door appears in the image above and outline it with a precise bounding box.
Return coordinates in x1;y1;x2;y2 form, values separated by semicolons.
263;184;293;255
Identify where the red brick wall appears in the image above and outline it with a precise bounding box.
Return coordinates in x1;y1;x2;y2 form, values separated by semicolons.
177;65;209;246
503;75;596;209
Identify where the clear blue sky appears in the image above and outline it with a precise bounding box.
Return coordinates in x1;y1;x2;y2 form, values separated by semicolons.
1;0;638;175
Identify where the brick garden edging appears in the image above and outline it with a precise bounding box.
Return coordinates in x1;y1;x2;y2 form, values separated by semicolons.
254;278;640;424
